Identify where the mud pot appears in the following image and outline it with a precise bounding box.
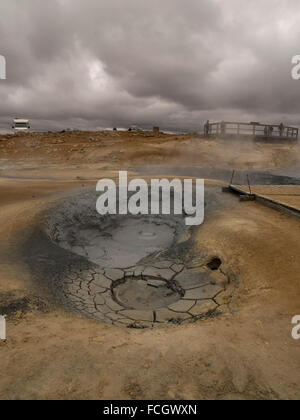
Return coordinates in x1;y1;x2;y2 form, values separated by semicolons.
22;189;231;328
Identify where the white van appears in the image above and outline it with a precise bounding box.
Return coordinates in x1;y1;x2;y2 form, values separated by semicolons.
12;118;30;132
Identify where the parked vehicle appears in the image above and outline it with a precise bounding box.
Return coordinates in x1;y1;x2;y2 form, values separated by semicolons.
128;125;141;132
12;118;30;132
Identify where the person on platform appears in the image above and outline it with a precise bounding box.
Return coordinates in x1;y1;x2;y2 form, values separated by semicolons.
204;120;210;136
279;122;284;137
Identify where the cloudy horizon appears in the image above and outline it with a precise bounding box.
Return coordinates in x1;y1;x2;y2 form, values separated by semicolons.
0;0;300;132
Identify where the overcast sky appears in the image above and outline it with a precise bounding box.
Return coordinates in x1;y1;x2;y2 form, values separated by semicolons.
0;0;300;131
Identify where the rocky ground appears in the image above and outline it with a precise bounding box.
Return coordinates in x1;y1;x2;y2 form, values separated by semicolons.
0;130;299;400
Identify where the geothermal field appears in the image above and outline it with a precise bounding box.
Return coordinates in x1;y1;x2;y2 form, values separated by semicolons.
0;130;300;400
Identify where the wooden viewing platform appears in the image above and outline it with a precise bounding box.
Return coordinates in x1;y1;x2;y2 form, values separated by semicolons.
204;121;298;141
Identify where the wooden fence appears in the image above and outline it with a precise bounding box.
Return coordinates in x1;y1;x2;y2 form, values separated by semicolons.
205;121;298;140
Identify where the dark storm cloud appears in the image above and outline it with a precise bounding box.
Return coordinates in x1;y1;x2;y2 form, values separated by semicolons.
0;0;300;131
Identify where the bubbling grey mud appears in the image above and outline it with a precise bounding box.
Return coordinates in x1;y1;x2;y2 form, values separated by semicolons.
43;189;231;328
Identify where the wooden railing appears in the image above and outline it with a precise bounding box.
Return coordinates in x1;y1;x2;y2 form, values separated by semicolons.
205;121;298;140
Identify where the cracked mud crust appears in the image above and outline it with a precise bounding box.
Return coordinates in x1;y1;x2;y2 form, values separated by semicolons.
51;261;231;328
58;260;231;328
